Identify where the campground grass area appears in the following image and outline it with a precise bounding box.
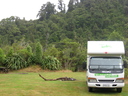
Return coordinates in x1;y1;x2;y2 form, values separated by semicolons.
0;71;128;96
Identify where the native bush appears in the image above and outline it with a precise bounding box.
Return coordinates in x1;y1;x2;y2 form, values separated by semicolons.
34;42;43;65
18;45;33;66
0;48;5;66
124;58;128;78
6;47;14;57
42;56;61;70
125;68;128;78
5;53;27;70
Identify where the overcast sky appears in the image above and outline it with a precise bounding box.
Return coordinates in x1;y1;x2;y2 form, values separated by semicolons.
0;0;69;21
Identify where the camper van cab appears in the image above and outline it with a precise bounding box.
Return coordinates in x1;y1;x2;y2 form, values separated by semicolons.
87;41;127;93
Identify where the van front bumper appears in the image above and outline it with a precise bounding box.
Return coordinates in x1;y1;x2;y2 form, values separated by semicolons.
88;83;124;88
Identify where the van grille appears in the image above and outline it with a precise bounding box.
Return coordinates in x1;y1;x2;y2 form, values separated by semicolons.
98;80;114;83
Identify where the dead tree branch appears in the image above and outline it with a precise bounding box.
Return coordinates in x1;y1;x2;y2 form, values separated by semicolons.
39;74;76;81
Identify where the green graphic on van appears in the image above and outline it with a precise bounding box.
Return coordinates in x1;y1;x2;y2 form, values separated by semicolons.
101;44;112;48
95;73;118;78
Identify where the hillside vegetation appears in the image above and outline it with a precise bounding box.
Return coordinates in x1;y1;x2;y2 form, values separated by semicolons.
0;0;128;71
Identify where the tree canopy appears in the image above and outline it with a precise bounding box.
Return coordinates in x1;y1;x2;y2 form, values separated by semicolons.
0;0;128;71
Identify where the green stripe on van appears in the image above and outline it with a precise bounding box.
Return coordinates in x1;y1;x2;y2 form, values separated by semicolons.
95;73;118;78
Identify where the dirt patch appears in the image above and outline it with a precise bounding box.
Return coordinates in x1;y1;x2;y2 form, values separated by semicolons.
56;70;73;72
9;65;73;73
16;65;43;73
36;69;73;72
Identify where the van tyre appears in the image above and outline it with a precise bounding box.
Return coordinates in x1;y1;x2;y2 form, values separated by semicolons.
88;87;93;92
117;88;122;93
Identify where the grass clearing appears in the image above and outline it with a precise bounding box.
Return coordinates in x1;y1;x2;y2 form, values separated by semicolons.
0;70;128;96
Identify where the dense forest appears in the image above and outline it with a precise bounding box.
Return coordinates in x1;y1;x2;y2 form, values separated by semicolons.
0;0;128;71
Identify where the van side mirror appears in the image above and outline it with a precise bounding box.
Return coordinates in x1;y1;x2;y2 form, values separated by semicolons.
124;61;128;68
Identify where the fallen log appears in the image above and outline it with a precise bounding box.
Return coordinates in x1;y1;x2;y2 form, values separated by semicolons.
39;74;76;81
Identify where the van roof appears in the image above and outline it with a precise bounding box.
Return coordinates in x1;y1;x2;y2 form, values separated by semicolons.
87;41;125;55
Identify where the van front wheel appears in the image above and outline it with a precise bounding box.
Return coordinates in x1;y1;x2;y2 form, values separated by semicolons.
88;87;93;92
117;88;122;93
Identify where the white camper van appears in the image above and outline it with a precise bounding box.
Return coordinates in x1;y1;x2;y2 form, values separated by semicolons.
87;41;127;93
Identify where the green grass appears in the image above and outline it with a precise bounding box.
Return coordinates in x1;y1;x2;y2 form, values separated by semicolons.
0;72;128;96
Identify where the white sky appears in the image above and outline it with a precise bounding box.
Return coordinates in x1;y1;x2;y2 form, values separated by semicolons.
0;0;69;21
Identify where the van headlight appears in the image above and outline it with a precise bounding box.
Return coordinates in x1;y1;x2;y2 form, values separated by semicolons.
88;77;97;83
115;78;124;83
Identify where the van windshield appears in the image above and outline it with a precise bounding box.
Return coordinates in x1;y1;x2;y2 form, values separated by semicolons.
90;57;123;70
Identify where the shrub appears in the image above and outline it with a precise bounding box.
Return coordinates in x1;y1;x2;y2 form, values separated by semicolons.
0;48;5;66
125;68;128;78
18;46;33;66
34;42;43;64
5;53;27;70
42;56;61;70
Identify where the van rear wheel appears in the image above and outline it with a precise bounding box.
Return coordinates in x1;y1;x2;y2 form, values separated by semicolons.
88;87;93;92
117;88;122;93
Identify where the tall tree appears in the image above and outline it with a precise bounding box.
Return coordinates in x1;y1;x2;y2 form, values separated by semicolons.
58;0;66;13
37;2;56;21
68;0;79;12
